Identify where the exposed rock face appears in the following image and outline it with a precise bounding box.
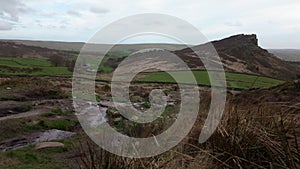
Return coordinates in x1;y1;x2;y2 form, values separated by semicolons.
1;34;298;80
213;34;258;47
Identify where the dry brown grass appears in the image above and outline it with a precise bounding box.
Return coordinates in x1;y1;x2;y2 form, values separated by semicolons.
72;91;299;169
191;104;299;169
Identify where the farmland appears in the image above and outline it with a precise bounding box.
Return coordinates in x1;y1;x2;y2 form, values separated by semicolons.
0;58;285;89
137;70;284;89
0;58;72;75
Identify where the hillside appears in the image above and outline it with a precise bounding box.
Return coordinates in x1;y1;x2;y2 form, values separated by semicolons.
175;34;299;80
1;35;299;80
268;49;300;62
0;40;186;54
0;41;77;59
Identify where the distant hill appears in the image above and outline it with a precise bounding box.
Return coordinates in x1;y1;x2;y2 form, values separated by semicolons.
268;49;300;62
0;40;186;53
0;35;299;80
0;41;77;59
175;34;299;80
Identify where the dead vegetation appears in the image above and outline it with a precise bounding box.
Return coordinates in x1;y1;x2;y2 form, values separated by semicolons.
72;83;299;169
0;75;299;169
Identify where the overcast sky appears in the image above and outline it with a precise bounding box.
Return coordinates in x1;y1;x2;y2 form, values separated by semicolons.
0;0;299;48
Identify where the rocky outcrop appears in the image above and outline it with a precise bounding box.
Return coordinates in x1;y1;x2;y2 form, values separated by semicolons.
175;34;300;80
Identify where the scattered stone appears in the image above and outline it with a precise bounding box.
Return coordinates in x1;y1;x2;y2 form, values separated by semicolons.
78;107;108;128
111;111;120;116
167;101;176;106
0;129;76;151
35;142;64;150
294;80;300;89
113;117;122;122
133;103;140;107
35;129;76;142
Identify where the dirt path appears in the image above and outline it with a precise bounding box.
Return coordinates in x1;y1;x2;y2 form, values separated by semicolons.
0;108;51;121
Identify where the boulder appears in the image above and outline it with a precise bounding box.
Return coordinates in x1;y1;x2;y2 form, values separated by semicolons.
35;142;64;150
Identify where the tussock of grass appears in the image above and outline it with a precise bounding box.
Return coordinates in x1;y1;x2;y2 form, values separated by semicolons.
188;105;299;168
73;102;299;169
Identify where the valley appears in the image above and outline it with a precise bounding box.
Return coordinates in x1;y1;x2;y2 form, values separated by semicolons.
0;34;299;169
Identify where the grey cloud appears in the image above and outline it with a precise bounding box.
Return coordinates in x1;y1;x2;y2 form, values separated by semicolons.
224;21;242;27
90;6;109;14
0;0;32;21
0;20;13;30
67;10;81;17
41;12;58;17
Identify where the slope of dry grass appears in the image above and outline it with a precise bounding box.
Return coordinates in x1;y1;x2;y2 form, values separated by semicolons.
73;82;300;169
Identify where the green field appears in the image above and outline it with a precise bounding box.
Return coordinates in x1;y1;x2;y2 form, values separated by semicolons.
137;70;284;89
0;58;285;89
0;58;72;75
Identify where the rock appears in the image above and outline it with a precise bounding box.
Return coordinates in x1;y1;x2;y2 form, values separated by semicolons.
111;111;120;116
0;129;75;151
294;80;300;89
34;129;76;142
99;101;114;107
167;101;176;106
35;142;64;150
133;103;140;107
78;107;108;128
113;117;122;122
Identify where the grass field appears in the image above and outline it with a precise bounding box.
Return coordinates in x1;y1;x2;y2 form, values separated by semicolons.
0;58;284;89
137;70;284;89
0;58;72;75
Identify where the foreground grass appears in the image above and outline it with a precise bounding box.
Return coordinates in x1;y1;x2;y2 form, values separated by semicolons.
71;83;299;168
0;109;78;142
0;145;68;169
0;134;83;169
0;109;80;169
73;101;299;169
1;96;298;169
